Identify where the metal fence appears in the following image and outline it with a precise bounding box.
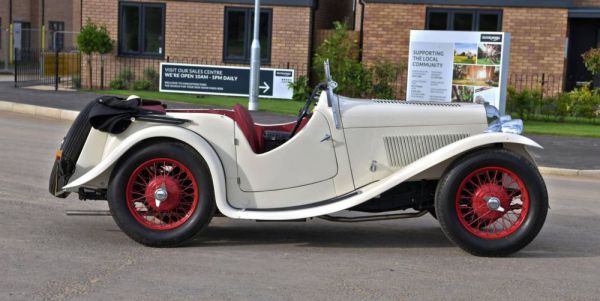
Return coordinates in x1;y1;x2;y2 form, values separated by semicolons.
80;54;309;91
508;72;564;97
14;48;81;89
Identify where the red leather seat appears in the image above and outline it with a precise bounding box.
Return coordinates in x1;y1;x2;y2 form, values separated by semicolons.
233;104;263;153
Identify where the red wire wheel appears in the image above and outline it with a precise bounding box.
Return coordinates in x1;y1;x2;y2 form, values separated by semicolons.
125;158;199;231
455;166;530;239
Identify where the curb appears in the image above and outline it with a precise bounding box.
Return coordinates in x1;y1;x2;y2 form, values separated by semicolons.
538;167;600;180
0;100;78;121
1;100;599;180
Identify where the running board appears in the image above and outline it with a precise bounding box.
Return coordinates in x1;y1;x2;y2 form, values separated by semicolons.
66;210;112;216
318;210;427;223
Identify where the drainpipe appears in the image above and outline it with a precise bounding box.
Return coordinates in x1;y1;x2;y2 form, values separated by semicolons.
41;0;45;50
358;0;365;61
308;0;318;83
9;0;13;65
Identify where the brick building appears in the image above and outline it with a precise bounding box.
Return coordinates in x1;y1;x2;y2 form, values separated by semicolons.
353;0;600;94
79;0;352;87
0;0;81;52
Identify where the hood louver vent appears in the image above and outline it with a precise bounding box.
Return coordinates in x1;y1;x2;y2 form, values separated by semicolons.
373;100;461;107
383;134;470;167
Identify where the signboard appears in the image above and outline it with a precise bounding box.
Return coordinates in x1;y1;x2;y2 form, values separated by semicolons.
160;63;295;99
407;30;511;113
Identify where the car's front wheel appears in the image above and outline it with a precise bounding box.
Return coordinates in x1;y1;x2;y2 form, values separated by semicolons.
108;141;215;247
435;148;548;256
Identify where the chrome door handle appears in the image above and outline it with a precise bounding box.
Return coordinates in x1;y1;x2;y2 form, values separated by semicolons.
320;134;332;142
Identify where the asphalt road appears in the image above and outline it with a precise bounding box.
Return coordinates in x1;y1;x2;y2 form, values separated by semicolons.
1;111;600;300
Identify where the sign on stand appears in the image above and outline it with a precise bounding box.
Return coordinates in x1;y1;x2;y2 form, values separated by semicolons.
160;63;295;99
407;30;511;113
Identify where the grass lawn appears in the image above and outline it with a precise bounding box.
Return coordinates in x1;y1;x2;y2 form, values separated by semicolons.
524;120;600;138
454;56;476;64
96;89;300;115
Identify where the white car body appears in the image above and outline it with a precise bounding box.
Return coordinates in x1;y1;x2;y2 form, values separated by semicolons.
62;91;541;221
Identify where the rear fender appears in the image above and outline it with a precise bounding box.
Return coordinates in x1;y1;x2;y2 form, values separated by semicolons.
63;126;228;214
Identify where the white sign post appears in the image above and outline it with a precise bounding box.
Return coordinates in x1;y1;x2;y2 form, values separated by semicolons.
407;30;511;113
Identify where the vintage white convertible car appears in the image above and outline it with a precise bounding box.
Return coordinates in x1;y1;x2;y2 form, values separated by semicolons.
50;63;548;256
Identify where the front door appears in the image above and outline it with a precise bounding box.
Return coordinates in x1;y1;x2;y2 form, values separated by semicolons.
566;18;600;90
235;112;338;192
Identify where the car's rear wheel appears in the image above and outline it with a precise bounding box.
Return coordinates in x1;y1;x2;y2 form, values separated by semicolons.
108;141;215;247
435;148;548;256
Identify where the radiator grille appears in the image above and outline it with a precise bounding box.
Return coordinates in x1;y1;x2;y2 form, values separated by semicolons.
383;134;469;167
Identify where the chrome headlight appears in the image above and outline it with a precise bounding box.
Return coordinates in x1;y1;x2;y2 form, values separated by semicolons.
484;103;524;135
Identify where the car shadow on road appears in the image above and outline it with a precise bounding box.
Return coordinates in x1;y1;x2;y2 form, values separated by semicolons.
175;216;600;258
184;219;455;249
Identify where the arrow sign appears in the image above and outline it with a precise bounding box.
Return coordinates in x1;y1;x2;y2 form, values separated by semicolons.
160;63;294;99
260;82;270;94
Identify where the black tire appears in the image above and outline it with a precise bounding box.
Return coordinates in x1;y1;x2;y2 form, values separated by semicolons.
108;141;215;247
427;208;437;220
435;148;548;257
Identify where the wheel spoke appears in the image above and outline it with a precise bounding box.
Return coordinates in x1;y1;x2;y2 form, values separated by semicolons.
126;158;199;231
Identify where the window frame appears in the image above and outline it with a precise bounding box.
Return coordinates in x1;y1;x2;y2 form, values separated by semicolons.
118;1;166;58
425;8;503;32
223;7;273;64
48;21;65;51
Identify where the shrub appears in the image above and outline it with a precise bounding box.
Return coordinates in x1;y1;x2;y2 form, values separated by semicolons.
143;68;160;91
506;87;541;119
570;86;600;119
288;75;311;103
77;19;114;89
313;22;370;98
133;79;152;91
109;78;127;90
71;75;81;89
369;62;404;99
582;48;600;76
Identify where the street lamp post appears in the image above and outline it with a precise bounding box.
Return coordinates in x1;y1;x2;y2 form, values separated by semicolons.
248;0;261;111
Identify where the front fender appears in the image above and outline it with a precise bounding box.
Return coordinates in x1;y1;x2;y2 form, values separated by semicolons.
63;126;228;215
224;133;542;220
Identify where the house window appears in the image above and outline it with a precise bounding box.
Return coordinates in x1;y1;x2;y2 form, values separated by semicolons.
49;21;65;50
224;7;272;63
118;2;165;57
426;9;502;32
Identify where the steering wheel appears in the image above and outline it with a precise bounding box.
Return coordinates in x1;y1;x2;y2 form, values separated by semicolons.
290;83;327;138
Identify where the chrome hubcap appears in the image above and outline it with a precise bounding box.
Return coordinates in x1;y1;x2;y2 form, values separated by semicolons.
485;196;504;212
154;185;168;208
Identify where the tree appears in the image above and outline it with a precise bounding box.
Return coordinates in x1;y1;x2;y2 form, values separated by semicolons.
77;19;114;89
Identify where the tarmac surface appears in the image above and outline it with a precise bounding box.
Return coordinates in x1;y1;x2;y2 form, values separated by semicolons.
1;111;600;300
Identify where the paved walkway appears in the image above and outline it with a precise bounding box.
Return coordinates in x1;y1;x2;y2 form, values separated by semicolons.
0;82;598;170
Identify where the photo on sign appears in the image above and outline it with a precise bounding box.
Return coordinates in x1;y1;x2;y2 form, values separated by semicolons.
477;44;502;65
452;85;474;103
453;65;500;87
454;43;478;64
473;86;499;104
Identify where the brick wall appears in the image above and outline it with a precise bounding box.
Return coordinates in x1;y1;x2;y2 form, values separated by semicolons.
45;0;78;49
361;4;568;96
503;7;568;92
82;0;311;88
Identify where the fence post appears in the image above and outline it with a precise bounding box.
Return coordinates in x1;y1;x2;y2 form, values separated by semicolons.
100;55;104;90
54;49;59;91
13;48;17;88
